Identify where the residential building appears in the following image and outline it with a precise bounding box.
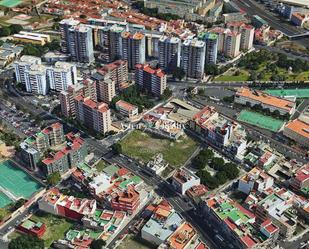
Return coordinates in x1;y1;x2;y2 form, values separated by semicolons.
180;39;206;79
74;95;111;134
88;173;112;196
24;64;48;95
41;122;65;147
144;153;168;176
68;25;94;63
171;169;200;195
17;219;46;238
252;15;268;28
209;27;226;53
135;63;167;96
291;12;309;27
224;30;241;58
94;60;128;91
167;222;197;249
20;141;40;171
111;186;140;214
290;164;309;192
141;199;183;245
204;32;218;65
47;61;77;92
115;100;138;119
145;32;161;59
59;18;80;53
235;87;296;116
14;55;41;85
158;36;181;72
38;188;96;220
189;106;247;158
203;193;279;249
283;119;309;148
238;167;274;195
226;23;255;51
121;31;146;69
97;25;124;63
12;31;51;46
95;74;115;104
42;132;87;175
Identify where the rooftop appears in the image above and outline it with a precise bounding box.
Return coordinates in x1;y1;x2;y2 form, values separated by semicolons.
285;119;309;139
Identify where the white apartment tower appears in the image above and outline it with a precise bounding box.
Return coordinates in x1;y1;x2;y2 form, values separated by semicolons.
158;36;181;72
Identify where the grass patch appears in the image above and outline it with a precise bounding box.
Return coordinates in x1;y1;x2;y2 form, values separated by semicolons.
30;211;74;247
237;110;284;132
215;69;249;82
120;130;198;167
96;160;107;172
117;235;156;249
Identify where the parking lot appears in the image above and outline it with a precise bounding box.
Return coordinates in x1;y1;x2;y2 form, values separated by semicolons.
0;102;40;137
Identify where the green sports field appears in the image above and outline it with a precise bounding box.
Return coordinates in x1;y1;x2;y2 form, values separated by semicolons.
0;161;42;207
237;110;284;132
0;0;22;7
265;88;309;98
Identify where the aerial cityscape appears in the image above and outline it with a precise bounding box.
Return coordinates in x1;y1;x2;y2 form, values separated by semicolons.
0;0;308;248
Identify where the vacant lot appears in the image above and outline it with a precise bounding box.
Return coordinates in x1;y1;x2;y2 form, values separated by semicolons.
117;235;156;249
120;130;198;167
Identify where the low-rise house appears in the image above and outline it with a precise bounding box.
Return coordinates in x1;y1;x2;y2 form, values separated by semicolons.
17;219;46;238
171;169;200;195
115;100;138;119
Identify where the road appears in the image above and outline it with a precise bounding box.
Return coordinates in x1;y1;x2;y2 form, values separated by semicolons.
233;0;302;36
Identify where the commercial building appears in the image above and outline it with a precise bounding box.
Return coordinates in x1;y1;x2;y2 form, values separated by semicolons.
24;64;48;95
68;25;94;63
95;74;115;104
171;169;200;195
12;31;51;46
204;32;218;65
47;61;77;92
115;100;138;119
74;95;111;134
121;31;146;69
94;60;128;91
135;64;167;96
0;43;23;68
238;167;274;195
38;188;96;220
158;36;181;72
14;55;42;85
235;88;296;116
180;39;205;79
111;186;140;214
283;119;309;148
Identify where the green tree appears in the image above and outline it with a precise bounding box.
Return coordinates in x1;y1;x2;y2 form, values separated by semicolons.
160;87;173;100
47;172;61;186
224;163;239;180
90;239;106;249
172;67;185;81
9;24;23;34
111;143;122;154
210;157;225;171
0;27;11;37
9;234;44;249
205;64;219;75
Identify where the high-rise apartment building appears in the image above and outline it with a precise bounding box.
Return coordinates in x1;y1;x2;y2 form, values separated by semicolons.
135;64;166;96
121;31;146;69
180;39;206;79
74;96;111;134
24;64;48;95
204;33;218;65
224;31;241;58
47;62;77;92
95;74;116;104
14;55;42;85
68;25;94;63
59;80;97;118
158;36;181;72
97;25;124;63
94;60;128;91
59;19;80;53
226;23;255;51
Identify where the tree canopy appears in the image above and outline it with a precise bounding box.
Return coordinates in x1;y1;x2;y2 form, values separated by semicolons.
9;234;44;249
90;239;106;249
47;172;61;186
